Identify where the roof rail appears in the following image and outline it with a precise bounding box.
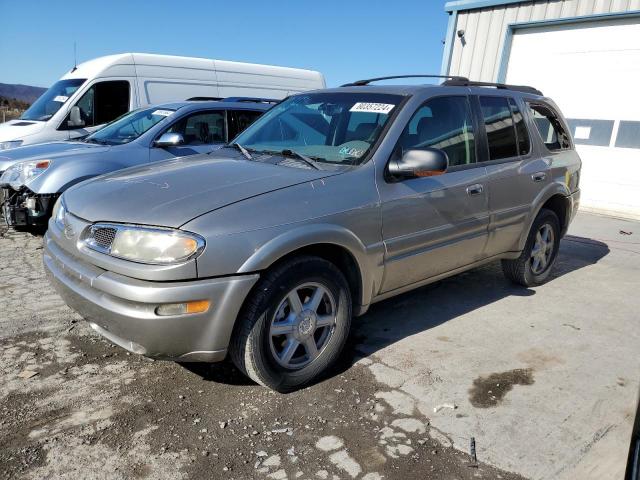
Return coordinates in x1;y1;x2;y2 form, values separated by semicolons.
186;96;222;101
341;74;470;87
442;78;543;96
219;96;279;104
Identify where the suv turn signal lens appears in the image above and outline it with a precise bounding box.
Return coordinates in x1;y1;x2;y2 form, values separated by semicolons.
156;300;211;316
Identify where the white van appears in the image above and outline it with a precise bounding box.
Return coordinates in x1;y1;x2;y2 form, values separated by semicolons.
0;53;325;149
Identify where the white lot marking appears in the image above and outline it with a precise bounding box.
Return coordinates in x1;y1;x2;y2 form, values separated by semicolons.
390;418;426;434
315;435;344;452
374;391;415;415
328;449;362;478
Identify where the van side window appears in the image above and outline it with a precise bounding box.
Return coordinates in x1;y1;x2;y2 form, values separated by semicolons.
167;111;227;145
62;81;130;129
398;96;476;167
228;110;263;140
527;102;571;151
509;98;530;156
479;96;518;160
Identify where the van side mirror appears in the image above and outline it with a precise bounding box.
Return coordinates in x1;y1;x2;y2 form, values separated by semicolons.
67;106;85;128
154;132;184;148
387;148;448;179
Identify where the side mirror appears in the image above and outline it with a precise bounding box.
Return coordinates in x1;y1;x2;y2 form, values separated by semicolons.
387;148;448;179
67;106;85;128
154;132;184;148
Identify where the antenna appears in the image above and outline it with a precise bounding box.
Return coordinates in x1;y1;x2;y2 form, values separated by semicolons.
71;42;78;73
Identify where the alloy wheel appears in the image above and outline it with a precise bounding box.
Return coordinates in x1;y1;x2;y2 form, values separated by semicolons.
530;223;555;275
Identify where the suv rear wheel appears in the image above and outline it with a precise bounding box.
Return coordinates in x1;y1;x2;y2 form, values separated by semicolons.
502;208;561;287
230;255;352;392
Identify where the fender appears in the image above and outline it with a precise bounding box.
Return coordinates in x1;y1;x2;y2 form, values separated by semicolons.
29;160;129;194
516;180;572;252
237;223;383;311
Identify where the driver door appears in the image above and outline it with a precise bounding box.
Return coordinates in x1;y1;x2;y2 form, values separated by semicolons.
149;110;228;162
379;95;490;293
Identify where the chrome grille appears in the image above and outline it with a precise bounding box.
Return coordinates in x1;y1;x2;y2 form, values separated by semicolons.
89;226;117;250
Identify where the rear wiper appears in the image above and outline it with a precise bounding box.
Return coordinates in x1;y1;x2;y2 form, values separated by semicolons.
280;149;320;170
227;143;253;160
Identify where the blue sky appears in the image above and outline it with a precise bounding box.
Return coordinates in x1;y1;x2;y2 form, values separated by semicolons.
0;0;449;88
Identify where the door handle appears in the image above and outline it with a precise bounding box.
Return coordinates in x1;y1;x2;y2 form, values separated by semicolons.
532;172;547;182
466;184;484;196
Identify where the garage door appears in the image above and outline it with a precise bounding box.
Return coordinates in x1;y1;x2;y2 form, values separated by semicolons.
505;17;640;219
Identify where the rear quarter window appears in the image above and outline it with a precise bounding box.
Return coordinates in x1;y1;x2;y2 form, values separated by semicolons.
527;102;571;151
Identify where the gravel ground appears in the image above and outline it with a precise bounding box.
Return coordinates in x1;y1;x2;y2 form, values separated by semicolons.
0;225;524;480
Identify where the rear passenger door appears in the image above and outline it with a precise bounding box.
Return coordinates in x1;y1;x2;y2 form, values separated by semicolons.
379;95;490;293
149;110;227;162
228;109;264;141
477;95;551;256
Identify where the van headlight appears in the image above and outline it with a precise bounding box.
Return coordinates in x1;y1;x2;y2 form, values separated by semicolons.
82;224;205;264
0;159;52;190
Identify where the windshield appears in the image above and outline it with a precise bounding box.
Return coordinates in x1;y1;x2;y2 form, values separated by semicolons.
85;107;175;145
233;92;403;166
20;79;86;121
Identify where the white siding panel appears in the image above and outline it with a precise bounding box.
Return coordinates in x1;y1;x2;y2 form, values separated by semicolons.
448;0;640;82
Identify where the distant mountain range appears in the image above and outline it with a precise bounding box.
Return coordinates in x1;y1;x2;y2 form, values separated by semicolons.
0;83;46;104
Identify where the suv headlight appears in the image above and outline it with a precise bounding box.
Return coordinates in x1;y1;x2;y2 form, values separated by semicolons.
82;224;205;265
0;159;52;190
0;140;23;150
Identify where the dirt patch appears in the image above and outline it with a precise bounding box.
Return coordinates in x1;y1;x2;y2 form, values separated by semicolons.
468;368;534;408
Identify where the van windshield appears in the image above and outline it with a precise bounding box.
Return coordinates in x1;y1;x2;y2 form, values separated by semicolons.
232;92;403;166
84;107;175;145
20;79;86;121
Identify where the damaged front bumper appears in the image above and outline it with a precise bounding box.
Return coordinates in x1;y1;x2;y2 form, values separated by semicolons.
1;187;58;228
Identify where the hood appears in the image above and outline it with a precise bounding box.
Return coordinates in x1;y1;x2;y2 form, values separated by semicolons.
0;119;46;143
63;154;340;228
0;141;110;172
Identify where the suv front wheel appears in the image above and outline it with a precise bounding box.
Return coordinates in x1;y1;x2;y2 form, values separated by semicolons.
230;255;352;392
502;208;561;287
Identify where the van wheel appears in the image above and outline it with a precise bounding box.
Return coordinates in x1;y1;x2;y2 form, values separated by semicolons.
501;208;561;287
230;256;352;392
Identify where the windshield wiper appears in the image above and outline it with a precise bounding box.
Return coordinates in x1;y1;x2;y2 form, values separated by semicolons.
226;143;253;160
280;149;320;170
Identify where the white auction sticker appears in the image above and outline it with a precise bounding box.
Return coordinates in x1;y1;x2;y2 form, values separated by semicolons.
53;95;68;103
152;109;174;117
349;102;395;114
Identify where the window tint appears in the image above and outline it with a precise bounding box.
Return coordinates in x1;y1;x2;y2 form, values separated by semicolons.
614;121;640;149
399;96;475;167
228;110;263;140
63;81;130;129
509;98;530;156
346;111;386;143
480;96;518;160
527;102;571;151
168;111;226;145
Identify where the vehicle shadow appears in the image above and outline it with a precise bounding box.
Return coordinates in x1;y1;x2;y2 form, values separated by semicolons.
184;235;609;390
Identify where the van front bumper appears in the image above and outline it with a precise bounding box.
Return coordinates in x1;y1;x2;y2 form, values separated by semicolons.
43;233;259;362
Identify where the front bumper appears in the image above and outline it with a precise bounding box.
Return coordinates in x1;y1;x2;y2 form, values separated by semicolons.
43;233;259;362
1;187;57;228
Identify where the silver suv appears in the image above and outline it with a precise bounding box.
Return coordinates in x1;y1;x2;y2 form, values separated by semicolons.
44;76;581;392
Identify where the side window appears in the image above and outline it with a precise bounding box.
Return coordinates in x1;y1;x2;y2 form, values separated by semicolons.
398;96;476;167
479;96;518;160
64;81;130;129
527;102;571;151
228;110;263;140
167;111;226;145
509;98;530;156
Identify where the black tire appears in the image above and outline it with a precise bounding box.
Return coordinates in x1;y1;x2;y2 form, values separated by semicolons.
230;255;352;392
502;208;561;287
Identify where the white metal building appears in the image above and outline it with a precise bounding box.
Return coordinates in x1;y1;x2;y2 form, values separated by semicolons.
442;0;640;219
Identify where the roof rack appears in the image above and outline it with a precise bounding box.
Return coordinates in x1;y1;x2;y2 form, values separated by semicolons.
341;74;470;87
442;78;543;96
219;97;279;104
186;96;222;101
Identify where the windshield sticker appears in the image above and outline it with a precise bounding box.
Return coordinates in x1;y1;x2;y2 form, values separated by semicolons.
349;102;395;115
53;95;69;103
152;109;174;117
339;146;365;158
